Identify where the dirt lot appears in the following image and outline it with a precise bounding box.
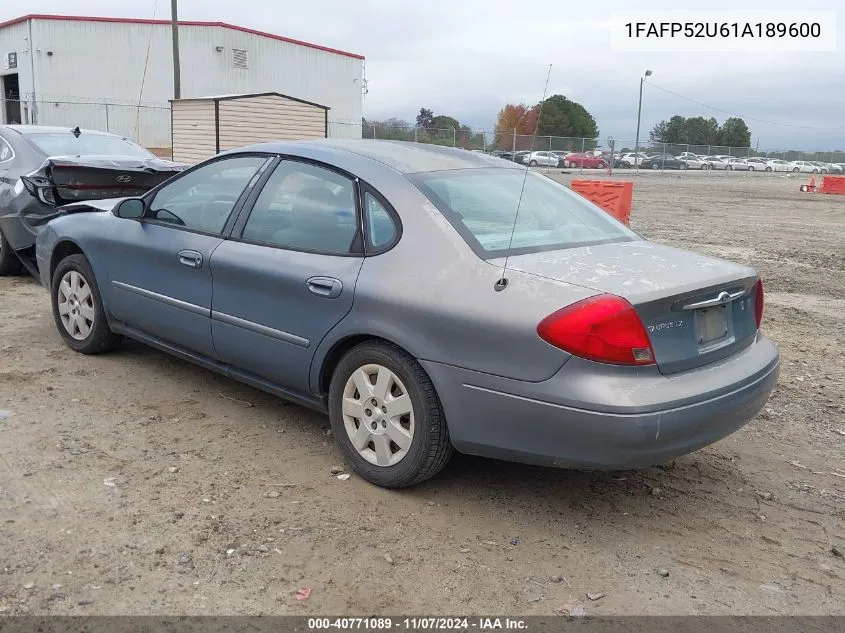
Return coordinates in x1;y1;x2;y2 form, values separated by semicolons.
1;171;843;616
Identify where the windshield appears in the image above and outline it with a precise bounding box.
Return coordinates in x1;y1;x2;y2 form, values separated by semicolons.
411;168;639;258
24;133;155;159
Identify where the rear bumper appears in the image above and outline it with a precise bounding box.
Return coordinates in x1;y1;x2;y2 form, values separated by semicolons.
422;334;779;469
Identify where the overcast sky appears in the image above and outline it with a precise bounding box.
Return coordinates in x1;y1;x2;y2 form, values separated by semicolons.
2;0;843;150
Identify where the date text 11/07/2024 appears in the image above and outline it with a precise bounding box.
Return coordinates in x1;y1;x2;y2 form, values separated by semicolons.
307;617;528;630
624;22;821;38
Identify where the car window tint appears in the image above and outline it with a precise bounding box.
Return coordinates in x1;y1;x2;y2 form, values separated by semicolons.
364;193;397;249
241;161;358;254
149;156;267;233
0;136;12;162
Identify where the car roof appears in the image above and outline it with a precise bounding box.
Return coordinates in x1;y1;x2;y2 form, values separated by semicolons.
1;124;123;137
235;139;524;174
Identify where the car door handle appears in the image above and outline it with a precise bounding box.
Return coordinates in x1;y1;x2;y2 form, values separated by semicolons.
177;249;203;269
306;276;343;299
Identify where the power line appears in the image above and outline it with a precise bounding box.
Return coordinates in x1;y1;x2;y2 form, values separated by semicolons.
645;81;845;132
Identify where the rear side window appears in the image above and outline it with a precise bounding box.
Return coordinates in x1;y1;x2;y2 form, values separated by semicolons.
364;192;397;249
241;160;359;255
411;168;638;258
0;136;12;162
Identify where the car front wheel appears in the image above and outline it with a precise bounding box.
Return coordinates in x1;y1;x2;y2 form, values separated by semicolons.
328;341;453;488
51;254;122;354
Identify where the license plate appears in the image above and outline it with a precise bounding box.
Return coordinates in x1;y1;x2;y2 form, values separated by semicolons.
696;306;728;345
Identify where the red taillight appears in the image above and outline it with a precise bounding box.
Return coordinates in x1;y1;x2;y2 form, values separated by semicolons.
754;279;764;329
537;294;655;366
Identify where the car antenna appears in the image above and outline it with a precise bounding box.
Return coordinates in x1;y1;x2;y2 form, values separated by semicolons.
494;63;553;292
71;126;81;138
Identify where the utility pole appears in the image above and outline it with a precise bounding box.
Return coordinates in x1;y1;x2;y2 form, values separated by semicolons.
171;0;181;99
634;69;652;172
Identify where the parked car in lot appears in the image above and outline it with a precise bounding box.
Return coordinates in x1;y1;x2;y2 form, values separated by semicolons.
564;153;608;169
523;151;562;167
640;154;688;170
725;158;750;171
762;159;796;173
791;161;822;174
833;163;845;174
744;158;768;171
680;156;709;169
35;140;779;488
704;156;729;170
614;152;651;168
0;125;185;277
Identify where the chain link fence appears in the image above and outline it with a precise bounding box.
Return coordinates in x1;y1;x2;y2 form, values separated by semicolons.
4;98;843;166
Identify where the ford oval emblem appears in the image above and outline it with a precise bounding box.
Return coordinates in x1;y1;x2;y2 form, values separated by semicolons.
116;175;132;183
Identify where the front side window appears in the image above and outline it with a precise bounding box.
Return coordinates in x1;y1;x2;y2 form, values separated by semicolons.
23;133;155;158
411;168;639;258
148;156;268;234
241;160;358;254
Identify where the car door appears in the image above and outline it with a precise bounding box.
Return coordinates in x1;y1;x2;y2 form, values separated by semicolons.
104;154;272;358
210;158;368;394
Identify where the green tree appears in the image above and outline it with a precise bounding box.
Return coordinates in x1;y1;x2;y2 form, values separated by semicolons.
432;115;460;131
664;115;688;144
415;108;435;130
649;120;668;143
535;95;598;139
717;117;752;147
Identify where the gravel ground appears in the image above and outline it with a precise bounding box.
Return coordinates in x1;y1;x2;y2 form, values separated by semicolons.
0;170;843;616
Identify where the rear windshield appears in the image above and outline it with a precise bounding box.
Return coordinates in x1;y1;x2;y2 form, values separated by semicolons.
410;168;639;258
24;133;154;159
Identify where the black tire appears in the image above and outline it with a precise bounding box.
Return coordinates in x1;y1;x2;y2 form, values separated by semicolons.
793;167;800;173
0;227;23;276
748;166;755;171
726;165;732;170
812;168;819;174
765;166;773;172
50;253;122;354
328;341;453;488
651;163;659;170
529;160;537;167
680;163;687;170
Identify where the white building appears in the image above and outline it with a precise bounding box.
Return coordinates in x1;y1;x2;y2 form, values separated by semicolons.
0;14;365;148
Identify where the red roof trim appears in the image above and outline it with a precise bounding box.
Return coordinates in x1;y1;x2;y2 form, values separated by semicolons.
0;13;365;60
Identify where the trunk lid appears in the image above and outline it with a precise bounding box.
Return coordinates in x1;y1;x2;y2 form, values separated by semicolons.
23;155;185;205
501;240;760;374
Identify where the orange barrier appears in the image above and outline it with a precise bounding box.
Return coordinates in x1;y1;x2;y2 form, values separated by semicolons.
819;175;845;195
570;180;633;225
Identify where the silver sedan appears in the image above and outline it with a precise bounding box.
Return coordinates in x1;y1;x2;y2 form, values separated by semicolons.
35;141;780;488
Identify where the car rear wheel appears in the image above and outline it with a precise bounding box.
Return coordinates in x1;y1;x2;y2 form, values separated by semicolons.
0;227;23;276
765;166;773;172
680;163;687;170
748;166;755;171
328;341;453;488
793;167;800;173
51;254;122;354
529;160;537;166
726;165;733;170
651;163;659;170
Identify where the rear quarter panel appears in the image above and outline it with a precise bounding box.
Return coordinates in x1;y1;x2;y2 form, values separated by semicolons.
308;168;599;389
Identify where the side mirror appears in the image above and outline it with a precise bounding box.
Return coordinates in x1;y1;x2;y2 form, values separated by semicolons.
115;198;145;219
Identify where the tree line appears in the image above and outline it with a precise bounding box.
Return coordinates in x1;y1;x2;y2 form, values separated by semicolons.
361;109;485;149
649;115;752;148
493;96;599;150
